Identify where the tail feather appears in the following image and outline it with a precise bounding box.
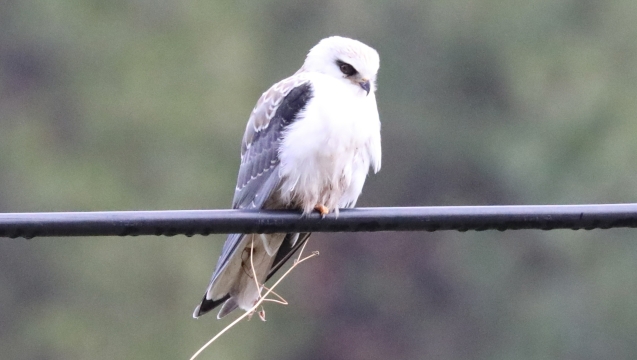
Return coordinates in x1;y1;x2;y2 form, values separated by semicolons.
217;298;240;319
194;233;308;319
192;294;229;319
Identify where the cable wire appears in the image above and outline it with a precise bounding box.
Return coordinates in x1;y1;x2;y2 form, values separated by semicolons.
2;203;637;239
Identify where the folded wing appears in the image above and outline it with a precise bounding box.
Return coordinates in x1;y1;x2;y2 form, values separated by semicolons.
193;77;314;319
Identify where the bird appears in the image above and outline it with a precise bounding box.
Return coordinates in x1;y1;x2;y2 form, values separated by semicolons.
193;36;382;319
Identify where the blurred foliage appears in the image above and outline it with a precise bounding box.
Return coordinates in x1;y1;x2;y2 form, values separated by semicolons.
2;0;637;359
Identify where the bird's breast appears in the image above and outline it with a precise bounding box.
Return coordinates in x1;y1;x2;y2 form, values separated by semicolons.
277;77;379;214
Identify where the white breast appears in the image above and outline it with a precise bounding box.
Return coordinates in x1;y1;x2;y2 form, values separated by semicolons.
277;74;381;214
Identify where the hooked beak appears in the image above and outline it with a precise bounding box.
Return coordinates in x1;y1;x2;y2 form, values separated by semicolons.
358;79;371;95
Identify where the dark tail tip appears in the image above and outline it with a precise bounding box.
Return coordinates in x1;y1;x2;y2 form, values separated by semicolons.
192;293;230;319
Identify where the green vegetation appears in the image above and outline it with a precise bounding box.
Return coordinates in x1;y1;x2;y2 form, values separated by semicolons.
2;1;637;359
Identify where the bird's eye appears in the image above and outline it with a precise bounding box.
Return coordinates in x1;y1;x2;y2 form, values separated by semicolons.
337;61;357;76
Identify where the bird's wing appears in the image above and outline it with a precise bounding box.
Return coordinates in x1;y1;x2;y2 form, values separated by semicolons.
266;232;312;282
193;75;313;318
232;75;313;210
212;76;313;280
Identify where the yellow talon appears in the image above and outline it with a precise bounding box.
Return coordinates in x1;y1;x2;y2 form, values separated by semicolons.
314;204;329;217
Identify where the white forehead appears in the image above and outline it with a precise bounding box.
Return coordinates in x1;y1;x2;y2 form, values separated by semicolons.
304;36;380;76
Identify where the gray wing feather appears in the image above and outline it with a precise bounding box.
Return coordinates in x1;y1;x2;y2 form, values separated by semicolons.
211;80;313;281
232;76;313;209
193;76;313;319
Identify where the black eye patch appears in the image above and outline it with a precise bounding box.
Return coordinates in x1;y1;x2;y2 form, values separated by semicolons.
336;60;357;77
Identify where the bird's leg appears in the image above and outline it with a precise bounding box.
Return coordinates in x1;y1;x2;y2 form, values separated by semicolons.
314;204;329;217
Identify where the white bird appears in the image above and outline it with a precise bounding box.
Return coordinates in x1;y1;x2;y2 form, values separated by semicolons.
193;36;382;319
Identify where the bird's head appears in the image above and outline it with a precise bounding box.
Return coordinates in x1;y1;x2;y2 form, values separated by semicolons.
302;36;380;96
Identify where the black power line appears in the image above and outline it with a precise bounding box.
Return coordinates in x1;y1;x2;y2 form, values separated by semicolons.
2;203;637;239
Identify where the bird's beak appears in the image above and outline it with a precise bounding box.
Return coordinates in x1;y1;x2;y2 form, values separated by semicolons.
358;79;371;95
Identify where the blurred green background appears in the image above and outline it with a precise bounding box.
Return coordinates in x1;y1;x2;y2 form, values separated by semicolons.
2;0;637;359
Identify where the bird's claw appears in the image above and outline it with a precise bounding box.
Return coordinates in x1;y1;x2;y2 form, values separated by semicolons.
314;204;329;218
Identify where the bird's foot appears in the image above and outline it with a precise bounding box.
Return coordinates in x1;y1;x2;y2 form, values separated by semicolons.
314;204;329;217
